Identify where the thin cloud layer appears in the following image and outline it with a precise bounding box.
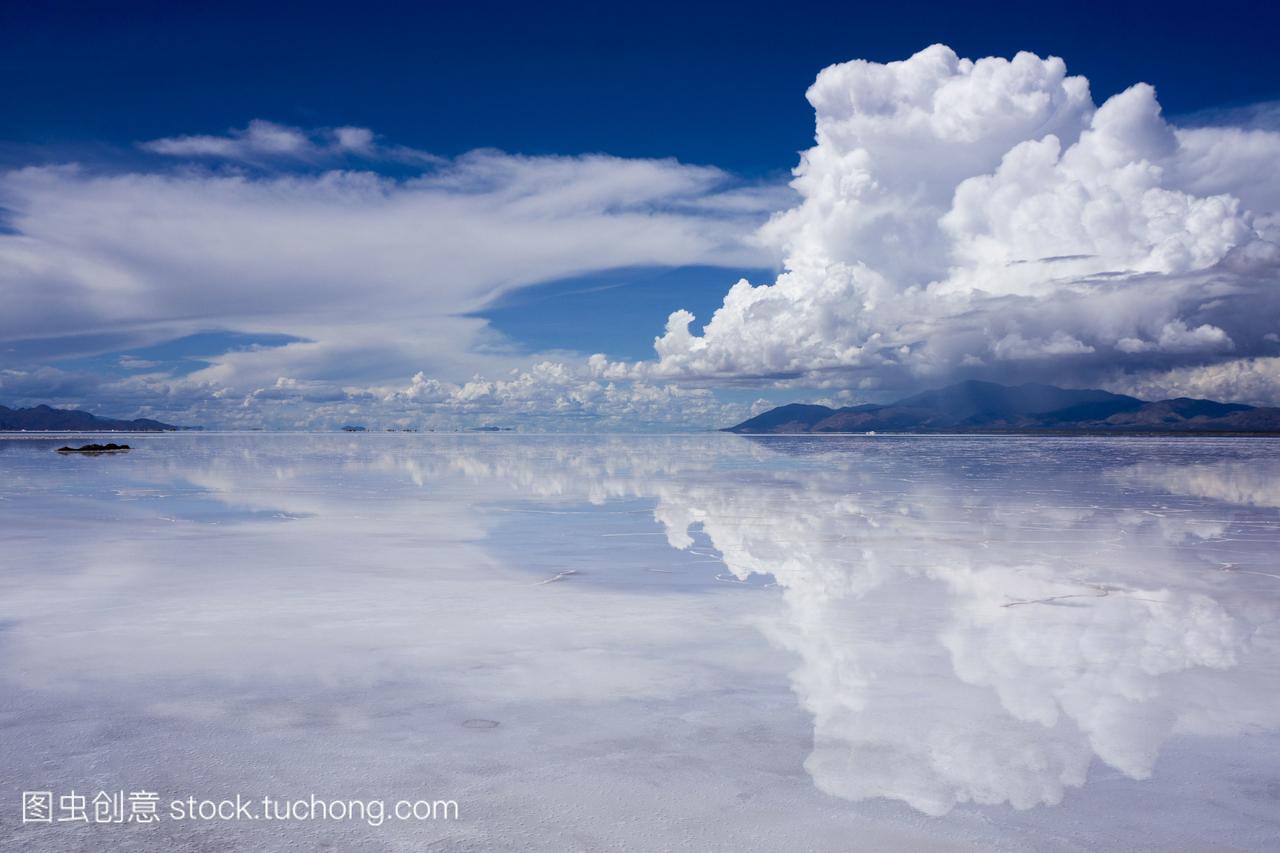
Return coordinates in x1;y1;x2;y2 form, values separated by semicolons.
627;45;1280;398
141;119;437;164
0;150;769;345
0;144;778;425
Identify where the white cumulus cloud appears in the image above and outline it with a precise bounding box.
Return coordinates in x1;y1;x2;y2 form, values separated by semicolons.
621;45;1280;400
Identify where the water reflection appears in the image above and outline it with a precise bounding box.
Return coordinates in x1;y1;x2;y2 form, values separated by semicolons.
673;441;1280;815
397;435;1280;815
2;434;1278;828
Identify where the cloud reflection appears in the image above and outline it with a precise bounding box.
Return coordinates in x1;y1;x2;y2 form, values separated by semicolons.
2;434;1278;821
643;438;1280;814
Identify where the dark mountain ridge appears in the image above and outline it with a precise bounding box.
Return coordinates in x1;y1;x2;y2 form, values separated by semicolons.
726;380;1280;434
0;404;179;432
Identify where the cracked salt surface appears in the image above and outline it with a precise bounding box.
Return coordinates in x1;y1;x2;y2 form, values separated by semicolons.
1;433;1279;851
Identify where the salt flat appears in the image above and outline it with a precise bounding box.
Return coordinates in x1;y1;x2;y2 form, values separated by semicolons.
2;433;1278;851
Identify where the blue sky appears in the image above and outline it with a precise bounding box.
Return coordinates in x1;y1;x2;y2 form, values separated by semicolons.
5;1;1279;173
2;1;1280;428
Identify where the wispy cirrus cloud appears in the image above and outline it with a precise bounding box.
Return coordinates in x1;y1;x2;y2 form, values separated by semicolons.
0;149;776;349
0;136;782;427
139;119;441;165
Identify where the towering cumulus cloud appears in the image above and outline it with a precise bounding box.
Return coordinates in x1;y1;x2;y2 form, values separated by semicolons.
641;45;1280;399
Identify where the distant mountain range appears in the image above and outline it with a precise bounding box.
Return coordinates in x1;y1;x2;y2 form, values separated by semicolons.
726;381;1280;434
0;404;179;432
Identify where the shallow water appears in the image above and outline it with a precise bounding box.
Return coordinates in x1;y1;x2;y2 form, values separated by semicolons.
2;433;1279;851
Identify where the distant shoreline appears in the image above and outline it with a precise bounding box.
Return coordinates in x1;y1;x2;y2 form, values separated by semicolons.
7;427;1280;435
725;430;1280;438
